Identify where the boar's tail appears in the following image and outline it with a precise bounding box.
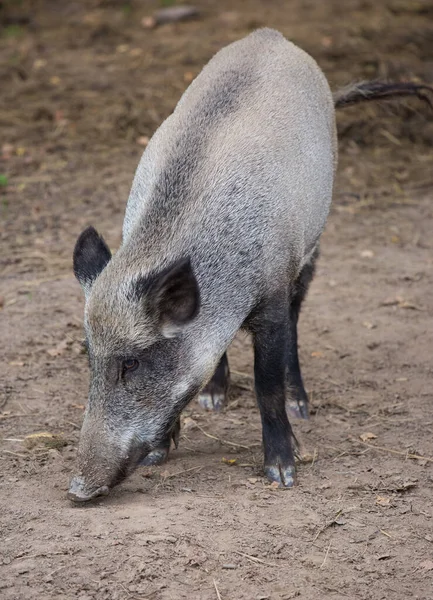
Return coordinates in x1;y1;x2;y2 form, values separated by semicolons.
333;81;433;110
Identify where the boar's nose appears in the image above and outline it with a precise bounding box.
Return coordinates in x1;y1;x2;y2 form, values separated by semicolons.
67;475;110;503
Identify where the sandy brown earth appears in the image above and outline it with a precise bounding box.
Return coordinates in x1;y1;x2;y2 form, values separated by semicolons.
1;1;433;599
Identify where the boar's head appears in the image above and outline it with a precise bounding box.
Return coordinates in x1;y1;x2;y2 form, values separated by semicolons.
68;227;207;502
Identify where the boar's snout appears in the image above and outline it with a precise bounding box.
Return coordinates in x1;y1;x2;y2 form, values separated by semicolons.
68;475;110;503
67;414;153;503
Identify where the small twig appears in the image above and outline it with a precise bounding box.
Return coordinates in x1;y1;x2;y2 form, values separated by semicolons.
118;583;132;597
320;541;331;568
3;450;27;458
350;437;433;462
195;423;254;450
16;402;29;415
313;510;343;543
213;579;222;600
48;565;68;578
15;551;67;560
230;369;254;380
232;382;253;392
233;550;277;567
380;529;393;539
0;413;33;420
163;465;203;479
310;447;318;469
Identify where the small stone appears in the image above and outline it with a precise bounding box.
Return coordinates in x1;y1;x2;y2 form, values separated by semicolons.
165;536;177;544
154;6;199;25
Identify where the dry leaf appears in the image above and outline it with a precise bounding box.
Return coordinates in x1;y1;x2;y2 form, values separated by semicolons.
311;351;324;358
269;481;280;490
8;361;24;367
399;300;422;311
182;416;197;431
222;457;237;466
299;452;315;464
362;321;376;330
376;495;391;506
381;296;422;310
360;432;377;442
33;59;47;70
24;432;67;450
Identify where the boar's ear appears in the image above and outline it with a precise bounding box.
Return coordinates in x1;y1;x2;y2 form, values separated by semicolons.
73;226;112;296
147;258;200;338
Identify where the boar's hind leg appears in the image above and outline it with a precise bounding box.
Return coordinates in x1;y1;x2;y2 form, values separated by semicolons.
140;418;180;466
197;352;230;411
286;247;319;420
250;294;297;488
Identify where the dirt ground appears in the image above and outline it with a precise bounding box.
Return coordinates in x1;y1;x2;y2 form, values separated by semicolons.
1;1;433;598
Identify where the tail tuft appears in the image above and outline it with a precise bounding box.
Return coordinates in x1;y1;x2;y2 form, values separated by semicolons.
333;81;433;110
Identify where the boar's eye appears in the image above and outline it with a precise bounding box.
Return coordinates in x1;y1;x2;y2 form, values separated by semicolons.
122;358;139;376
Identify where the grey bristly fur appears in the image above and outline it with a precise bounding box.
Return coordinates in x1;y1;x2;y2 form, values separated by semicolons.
70;28;431;500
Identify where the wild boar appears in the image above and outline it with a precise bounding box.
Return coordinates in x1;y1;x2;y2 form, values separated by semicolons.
68;28;432;502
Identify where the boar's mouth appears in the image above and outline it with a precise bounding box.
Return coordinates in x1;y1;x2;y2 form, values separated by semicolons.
67;441;152;503
67;475;110;503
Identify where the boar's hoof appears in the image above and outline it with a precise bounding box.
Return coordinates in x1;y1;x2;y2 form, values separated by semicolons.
67;475;110;503
286;396;309;420
140;447;169;466
198;390;226;411
264;463;296;488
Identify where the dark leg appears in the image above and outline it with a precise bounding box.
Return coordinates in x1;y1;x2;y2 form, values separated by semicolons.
197;352;230;411
140;418;180;466
249;293;297;487
286;247;319;420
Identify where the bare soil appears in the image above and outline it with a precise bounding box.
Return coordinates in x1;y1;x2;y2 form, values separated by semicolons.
1;1;432;599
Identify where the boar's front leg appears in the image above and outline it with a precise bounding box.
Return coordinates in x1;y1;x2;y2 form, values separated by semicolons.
250;294;297;488
140;418;180;466
197;353;230;411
